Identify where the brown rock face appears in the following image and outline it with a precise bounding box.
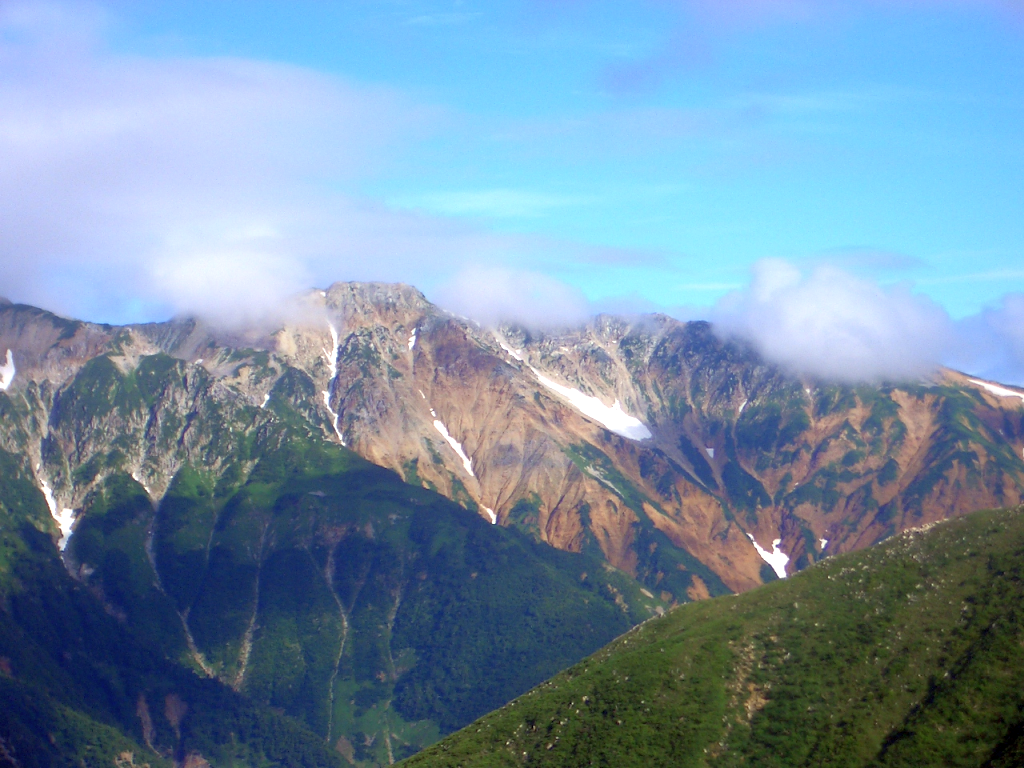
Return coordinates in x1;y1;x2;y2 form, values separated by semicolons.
3;282;1024;601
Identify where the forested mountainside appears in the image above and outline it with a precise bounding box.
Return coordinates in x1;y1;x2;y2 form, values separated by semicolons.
404;504;1024;768
2;283;1023;600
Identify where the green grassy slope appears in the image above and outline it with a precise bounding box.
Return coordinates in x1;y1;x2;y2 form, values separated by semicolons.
403;505;1024;767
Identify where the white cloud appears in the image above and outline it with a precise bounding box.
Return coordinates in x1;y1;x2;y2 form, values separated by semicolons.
0;3;675;331
949;293;1024;385
711;259;952;383
0;2;546;327
432;266;591;329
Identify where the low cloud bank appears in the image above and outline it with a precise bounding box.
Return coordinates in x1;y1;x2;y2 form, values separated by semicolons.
950;294;1024;385
711;259;1024;385
432;267;591;330
711;260;951;383
4;4;1023;386
0;4;670;331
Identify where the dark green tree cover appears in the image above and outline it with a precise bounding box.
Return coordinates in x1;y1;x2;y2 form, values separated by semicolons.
404;505;1024;767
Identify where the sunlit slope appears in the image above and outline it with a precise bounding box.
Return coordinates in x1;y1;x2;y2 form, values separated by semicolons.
403;505;1024;767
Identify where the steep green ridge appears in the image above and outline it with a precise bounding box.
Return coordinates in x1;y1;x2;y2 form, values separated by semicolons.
0;351;661;765
146;441;658;764
0;448;343;768
403;505;1024;767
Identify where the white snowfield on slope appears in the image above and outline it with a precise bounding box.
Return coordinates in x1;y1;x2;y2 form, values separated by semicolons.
0;349;14;391
431;412;475;477
495;335;651;441
969;378;1024;403
531;368;653;441
40;481;75;550
747;533;790;579
322;322;345;444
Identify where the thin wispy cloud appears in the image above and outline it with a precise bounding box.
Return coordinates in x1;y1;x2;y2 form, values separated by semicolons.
392;189;599;219
597;0;1021;95
918;269;1024;285
801;248;928;274
679;282;743;291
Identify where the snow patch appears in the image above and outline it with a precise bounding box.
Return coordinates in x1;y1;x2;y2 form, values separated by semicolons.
738;399;747;414
40;481;76;550
408;329;417;350
195;358;203;364
321;322;345;444
820;538;828;550
483;506;497;524
705;447;715;459
432;418;475;477
419;390;426;399
0;349;15;391
530;368;652;441
320;290;327;297
968;378;1024;403
261;393;270;408
747;533;789;579
495;336;524;362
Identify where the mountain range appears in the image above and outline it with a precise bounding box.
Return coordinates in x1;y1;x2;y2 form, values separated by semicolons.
2;282;1024;765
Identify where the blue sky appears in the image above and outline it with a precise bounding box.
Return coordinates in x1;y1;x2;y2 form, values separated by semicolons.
106;0;1024;316
2;1;1024;381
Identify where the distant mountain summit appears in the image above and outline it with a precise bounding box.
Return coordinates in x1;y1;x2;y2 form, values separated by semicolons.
2;282;1024;600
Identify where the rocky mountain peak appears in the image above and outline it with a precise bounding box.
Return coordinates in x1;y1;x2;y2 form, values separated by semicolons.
323;280;432;320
